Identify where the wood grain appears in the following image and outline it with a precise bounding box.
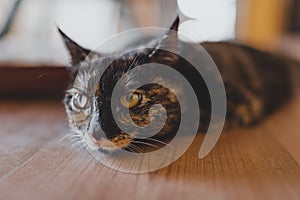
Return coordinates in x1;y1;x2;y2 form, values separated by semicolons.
0;98;299;200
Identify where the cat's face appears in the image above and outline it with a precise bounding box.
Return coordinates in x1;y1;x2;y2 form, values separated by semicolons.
61;18;182;153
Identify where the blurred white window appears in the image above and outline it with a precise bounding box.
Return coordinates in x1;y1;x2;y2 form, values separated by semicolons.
0;0;237;64
178;0;237;42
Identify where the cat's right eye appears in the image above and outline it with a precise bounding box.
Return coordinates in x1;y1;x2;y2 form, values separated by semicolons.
73;93;89;110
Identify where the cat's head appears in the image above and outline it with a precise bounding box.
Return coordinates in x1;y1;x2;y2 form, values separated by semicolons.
61;17;185;153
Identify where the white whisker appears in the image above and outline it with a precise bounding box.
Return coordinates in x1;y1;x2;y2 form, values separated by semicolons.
67;138;82;146
71;140;85;149
131;140;160;148
127;144;143;153
59;133;81;143
140;137;174;149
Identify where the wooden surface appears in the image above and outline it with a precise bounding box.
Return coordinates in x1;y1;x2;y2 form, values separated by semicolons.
0;98;300;200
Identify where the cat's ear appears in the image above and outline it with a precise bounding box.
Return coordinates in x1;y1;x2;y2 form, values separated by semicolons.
151;16;180;56
169;15;180;33
160;16;180;47
149;16;180;60
58;28;100;66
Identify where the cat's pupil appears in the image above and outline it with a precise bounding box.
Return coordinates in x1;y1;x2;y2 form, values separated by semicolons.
126;95;134;102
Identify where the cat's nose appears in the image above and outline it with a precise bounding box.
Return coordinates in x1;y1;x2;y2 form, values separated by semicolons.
87;127;105;145
91;136;103;146
87;130;104;146
92;131;102;141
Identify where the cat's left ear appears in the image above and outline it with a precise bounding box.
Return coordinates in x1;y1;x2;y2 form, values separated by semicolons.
150;16;180;57
161;16;180;46
58;28;100;66
148;16;180;61
169;15;180;34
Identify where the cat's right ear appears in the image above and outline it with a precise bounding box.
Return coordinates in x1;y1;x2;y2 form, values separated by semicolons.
58;28;99;66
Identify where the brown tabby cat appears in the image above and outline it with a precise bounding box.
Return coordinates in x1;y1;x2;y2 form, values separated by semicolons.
61;16;300;153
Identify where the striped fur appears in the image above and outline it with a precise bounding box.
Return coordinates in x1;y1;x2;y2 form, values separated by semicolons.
60;17;300;153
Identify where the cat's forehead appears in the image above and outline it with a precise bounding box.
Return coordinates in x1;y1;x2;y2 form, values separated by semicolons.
70;44;161;94
93;50;148;73
70;54;135;91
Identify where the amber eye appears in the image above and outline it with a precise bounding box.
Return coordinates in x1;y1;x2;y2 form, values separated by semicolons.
73;93;89;109
120;93;141;108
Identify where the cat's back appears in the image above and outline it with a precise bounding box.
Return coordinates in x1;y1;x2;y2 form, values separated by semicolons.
201;41;300;115
201;41;300;73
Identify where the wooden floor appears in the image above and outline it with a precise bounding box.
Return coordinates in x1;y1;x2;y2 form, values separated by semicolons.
0;97;300;200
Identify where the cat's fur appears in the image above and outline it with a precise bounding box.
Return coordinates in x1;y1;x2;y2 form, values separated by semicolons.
61;17;300;153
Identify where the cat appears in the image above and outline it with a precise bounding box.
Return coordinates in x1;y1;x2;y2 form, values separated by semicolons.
60;16;300;153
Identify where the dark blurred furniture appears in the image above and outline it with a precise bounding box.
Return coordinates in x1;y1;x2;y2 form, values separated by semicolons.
288;0;300;33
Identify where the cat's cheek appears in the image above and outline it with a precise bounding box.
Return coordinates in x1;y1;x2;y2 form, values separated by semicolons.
82;134;100;150
65;109;76;128
70;113;88;128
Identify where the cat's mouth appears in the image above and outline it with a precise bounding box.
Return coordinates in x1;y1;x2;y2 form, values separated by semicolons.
89;133;133;151
87;133;171;153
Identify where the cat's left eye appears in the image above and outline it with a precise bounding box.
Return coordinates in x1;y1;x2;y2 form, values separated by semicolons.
120;93;141;108
73;93;89;109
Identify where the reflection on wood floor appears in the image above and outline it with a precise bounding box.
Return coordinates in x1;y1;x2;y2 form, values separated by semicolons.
0;96;300;200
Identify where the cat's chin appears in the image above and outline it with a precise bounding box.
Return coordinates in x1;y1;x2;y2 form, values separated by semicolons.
97;148;117;154
83;141;116;154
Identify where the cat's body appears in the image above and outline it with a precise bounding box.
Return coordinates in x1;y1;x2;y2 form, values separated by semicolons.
61;17;300;153
202;42;299;127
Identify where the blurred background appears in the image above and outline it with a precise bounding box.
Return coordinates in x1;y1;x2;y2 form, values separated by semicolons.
0;0;299;65
0;0;300;98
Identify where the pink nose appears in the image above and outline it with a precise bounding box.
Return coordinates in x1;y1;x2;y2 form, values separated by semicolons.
91;136;103;146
